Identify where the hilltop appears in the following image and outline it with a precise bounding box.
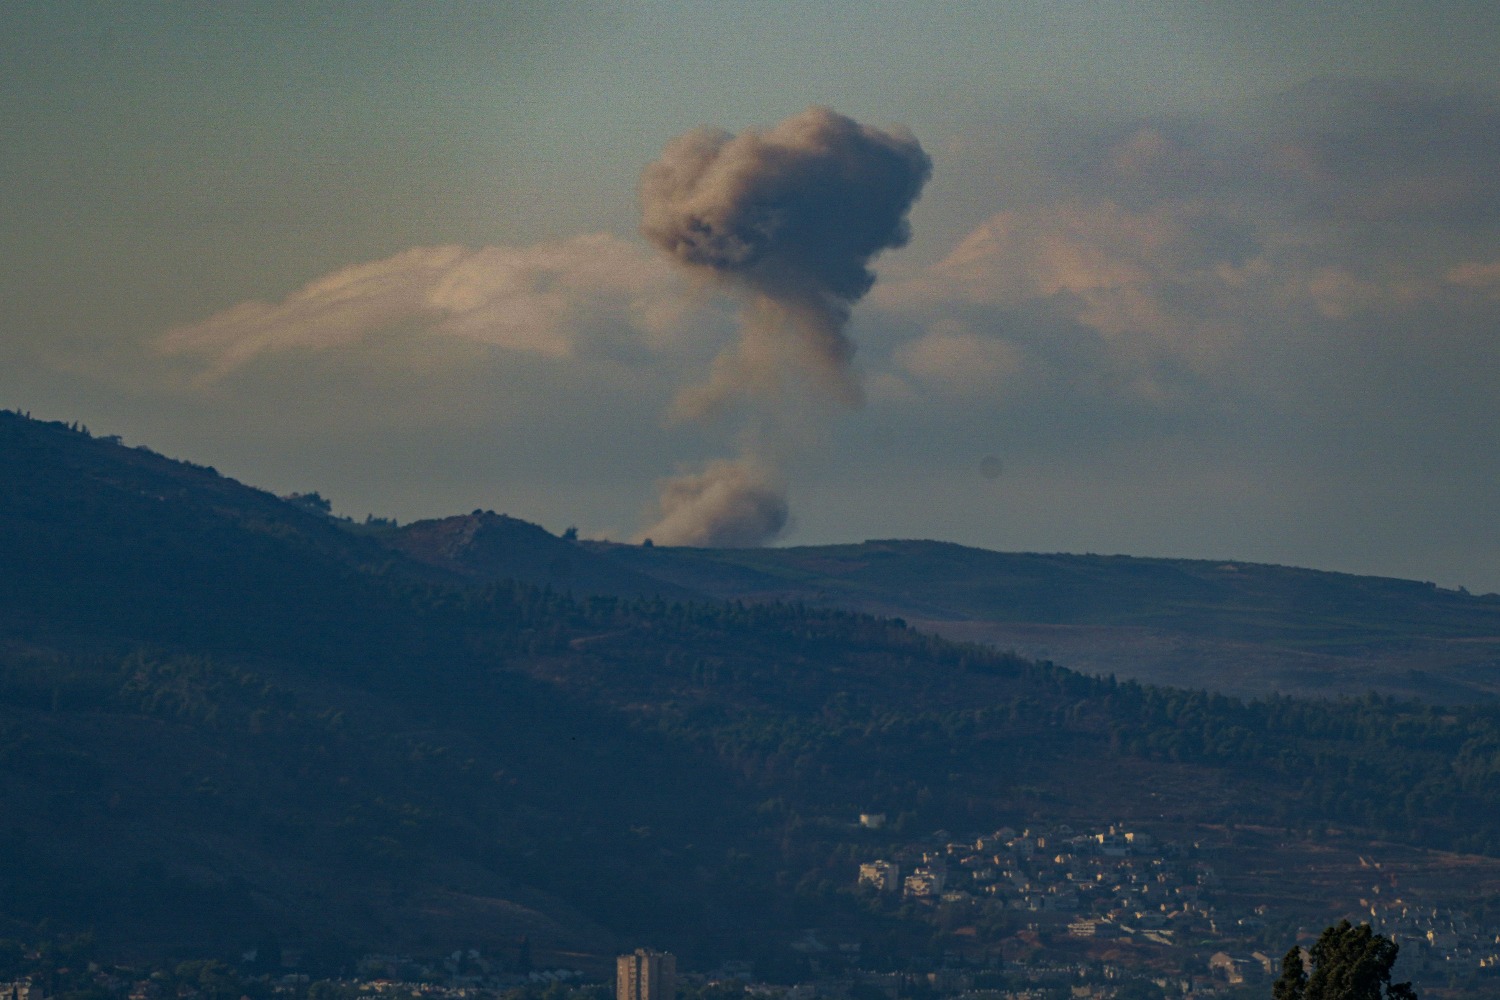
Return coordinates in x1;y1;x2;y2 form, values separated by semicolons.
385;511;696;601
367;501;1500;705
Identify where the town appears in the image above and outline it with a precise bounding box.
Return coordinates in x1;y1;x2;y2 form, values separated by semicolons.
8;822;1500;1000
845;818;1500;999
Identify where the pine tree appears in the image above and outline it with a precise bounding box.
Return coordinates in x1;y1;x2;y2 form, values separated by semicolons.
1274;947;1308;1000
1272;921;1417;1000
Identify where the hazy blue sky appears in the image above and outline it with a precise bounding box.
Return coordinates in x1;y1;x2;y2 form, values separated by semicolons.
5;2;1500;590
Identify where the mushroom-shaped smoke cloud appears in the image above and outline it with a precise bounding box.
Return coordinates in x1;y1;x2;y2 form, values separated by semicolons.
641;105;932;416
636;107;930;548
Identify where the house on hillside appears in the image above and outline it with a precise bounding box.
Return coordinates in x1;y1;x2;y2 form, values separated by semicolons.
904;866;946;898
858;860;901;893
1208;953;1266;985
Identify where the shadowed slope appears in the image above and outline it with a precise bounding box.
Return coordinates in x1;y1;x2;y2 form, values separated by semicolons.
586;540;1500;702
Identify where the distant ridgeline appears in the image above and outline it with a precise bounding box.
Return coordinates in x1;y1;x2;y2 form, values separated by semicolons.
3;407;1500;963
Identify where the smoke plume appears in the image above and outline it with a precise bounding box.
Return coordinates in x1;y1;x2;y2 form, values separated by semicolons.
637;458;789;548
636;107;929;547
641;105;931;415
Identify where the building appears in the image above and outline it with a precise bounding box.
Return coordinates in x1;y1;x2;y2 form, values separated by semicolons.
1209;952;1265;985
618;949;676;1000
859;860;901;893
1068;920;1120;939
903;866;946;899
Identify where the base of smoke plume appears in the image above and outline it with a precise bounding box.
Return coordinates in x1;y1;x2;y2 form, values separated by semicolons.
635;457;789;548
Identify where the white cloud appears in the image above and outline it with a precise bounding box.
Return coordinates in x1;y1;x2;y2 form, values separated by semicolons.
158;234;706;379
896;200;1264;348
1300;266;1435;321
1447;260;1500;295
894;322;1023;397
866;199;1271;407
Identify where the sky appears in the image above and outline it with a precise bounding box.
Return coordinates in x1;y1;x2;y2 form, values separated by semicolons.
4;1;1500;591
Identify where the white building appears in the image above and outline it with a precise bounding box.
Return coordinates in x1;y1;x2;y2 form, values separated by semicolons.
859;860;901;893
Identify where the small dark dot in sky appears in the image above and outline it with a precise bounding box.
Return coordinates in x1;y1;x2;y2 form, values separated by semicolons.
980;455;1003;480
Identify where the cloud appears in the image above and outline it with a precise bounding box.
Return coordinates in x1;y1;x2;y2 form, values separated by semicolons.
1447;259;1500;294
874;198;1269;408
635;458;789;548
1021;79;1500;238
1258;80;1500;229
157;234;695;379
1300;266;1434;321
872;81;1500;419
894;322;1023;397
920;201;1189;334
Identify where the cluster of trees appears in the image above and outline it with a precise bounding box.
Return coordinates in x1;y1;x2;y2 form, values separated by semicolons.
1274;922;1416;1000
1101;681;1500;852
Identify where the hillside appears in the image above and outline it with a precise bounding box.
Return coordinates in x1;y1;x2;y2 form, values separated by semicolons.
6;409;1500;974
385;511;697;601
0;412;757;962
580;541;1500;703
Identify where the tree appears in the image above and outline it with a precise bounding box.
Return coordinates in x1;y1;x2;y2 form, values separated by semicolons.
283;491;333;515
1273;948;1308;1000
1272;921;1417;1000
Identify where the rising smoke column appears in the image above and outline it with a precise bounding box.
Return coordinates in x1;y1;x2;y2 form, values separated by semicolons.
636;107;930;547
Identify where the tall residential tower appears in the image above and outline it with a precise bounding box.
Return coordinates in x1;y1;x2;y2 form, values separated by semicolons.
617;949;676;1000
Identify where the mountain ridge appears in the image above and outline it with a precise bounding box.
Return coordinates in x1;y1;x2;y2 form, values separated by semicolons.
574;541;1500;703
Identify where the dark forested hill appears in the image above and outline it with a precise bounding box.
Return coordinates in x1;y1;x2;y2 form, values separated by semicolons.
582;540;1500;703
0;412;771;963
5;409;1500;971
0;410;439;659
